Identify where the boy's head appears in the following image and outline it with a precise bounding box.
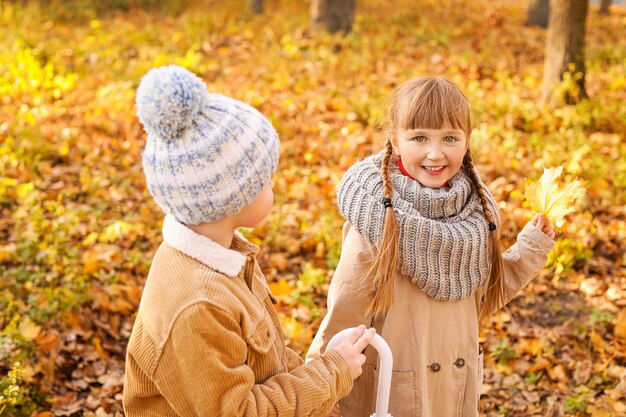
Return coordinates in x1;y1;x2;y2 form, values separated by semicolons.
136;65;279;225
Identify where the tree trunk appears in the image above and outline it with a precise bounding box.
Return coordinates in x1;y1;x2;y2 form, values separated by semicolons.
311;0;355;33
541;0;589;104
600;0;611;15
526;0;550;28
249;0;263;14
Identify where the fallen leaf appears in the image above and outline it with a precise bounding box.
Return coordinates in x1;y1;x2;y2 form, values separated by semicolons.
268;253;290;271
269;279;292;296
580;278;602;296
528;357;551;373
574;360;592;385
495;363;514;375
97;372;124;389
547;364;567;382
522;390;540;403
35;332;60;352
519;338;542;356
93;336;106;358
614;310;626;340
502;373;522;388
19;316;42;341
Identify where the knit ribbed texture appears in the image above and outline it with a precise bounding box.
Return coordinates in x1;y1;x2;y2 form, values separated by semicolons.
337;152;500;301
136;65;280;225
124;237;352;416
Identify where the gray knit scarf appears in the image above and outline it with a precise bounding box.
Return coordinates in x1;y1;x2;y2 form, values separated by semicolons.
337;152;500;301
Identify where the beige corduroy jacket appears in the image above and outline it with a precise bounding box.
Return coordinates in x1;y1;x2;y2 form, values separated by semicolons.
307;221;555;417
123;215;353;416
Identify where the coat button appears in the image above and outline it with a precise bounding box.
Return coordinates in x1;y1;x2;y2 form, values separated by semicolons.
454;358;465;368
429;362;441;373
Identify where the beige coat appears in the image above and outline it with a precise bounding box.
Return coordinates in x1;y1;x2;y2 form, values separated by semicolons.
307;222;555;417
124;215;353;416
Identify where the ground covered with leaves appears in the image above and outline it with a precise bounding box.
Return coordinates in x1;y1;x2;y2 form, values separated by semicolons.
1;0;625;415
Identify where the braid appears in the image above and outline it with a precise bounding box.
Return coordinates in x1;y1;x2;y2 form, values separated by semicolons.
366;139;400;319
382;140;394;199
464;152;505;318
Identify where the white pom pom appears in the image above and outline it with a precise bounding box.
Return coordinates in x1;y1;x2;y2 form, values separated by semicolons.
136;65;209;140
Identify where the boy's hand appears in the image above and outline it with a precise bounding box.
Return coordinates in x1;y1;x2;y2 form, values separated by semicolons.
531;213;556;239
330;325;376;380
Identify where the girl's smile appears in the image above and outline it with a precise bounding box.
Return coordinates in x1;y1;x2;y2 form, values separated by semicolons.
423;165;445;175
394;128;468;188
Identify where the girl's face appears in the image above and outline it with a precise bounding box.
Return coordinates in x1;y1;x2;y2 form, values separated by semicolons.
393;128;468;188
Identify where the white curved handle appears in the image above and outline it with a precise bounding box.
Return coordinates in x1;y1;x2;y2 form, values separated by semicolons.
327;328;393;417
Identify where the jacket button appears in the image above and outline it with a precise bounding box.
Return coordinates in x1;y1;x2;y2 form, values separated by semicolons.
454;358;465;368
429;362;441;373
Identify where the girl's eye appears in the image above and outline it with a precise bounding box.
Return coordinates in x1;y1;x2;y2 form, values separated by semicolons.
444;136;458;143
412;136;426;142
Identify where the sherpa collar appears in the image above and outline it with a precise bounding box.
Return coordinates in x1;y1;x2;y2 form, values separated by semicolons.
162;215;258;277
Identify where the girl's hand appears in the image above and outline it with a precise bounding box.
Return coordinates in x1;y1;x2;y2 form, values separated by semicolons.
330;324;376;380
531;213;556;239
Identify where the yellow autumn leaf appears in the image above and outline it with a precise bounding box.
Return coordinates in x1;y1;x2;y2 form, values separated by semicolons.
82;232;99;246
524;165;586;229
93;336;106;358
547;363;568;382
83;250;104;274
16;182;35;199
495;363;513;375
0;247;11;262
19;316;42;341
268;279;292;296
518;337;542;356
99;220;135;243
280;315;305;340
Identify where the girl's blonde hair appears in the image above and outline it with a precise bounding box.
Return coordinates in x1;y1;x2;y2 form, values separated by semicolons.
367;77;505;319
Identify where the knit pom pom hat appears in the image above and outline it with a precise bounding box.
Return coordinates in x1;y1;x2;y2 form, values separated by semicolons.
136;65;280;224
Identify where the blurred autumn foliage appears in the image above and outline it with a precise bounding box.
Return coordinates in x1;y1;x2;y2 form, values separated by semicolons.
1;0;625;416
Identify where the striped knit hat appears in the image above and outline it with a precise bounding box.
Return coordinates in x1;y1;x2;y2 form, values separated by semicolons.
136;65;280;225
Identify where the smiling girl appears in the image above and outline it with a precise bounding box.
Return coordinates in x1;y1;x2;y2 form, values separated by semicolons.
306;77;556;417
